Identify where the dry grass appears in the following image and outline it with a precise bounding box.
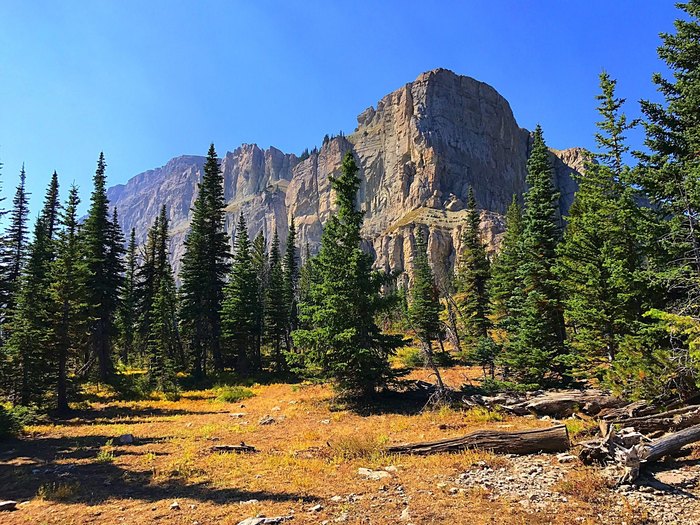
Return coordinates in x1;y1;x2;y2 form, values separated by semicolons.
0;367;626;524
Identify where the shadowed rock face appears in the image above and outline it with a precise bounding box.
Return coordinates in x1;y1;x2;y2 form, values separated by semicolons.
107;68;584;278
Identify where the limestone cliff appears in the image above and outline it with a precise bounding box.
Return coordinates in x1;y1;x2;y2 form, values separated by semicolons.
106;69;585;277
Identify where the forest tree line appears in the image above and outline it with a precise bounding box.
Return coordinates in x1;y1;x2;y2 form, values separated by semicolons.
1;1;700;413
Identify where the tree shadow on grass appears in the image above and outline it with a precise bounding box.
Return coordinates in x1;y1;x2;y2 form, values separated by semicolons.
0;433;316;505
53;406;228;426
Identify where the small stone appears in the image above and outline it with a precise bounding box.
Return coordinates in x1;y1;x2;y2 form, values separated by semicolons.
556;453;577;464
258;415;276;425
309;504;322;512
271;406;281;411
240;499;260;505
384;465;397;472
330;495;343;503
118;434;135;445
0;501;17;512
170;501;180;510
230;413;247;418
319;419;331;425
400;507;410;521
358;467;391;480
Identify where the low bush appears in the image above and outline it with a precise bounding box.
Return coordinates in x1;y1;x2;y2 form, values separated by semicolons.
0;403;43;438
214;385;255;403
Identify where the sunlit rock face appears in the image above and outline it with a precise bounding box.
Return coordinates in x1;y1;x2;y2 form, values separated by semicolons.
107;69;584;277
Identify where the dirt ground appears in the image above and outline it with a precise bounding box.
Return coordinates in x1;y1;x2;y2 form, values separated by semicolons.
0;367;686;524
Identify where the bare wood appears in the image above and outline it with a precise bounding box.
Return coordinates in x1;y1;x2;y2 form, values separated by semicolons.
611;405;700;433
211;442;257;453
386;425;569;455
643;424;700;463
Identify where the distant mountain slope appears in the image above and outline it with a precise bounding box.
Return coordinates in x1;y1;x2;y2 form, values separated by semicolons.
107;68;584;277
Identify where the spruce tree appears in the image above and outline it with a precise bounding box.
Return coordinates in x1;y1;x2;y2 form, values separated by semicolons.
454;188;491;346
221;215;258;374
81;153;122;382
145;208;180;392
266;230;288;372
293;152;402;396
2;165;30;319
503;127;567;385
558;73;650;377
179;144;230;378
118;229;138;364
50;185;90;412
637;0;700;304
41;171;60;241
251;231;267;371
490;195;524;336
283;217;299;348
408;227;445;395
136;214;160;356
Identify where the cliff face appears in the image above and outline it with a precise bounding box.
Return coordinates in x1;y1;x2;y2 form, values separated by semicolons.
106;69;585;277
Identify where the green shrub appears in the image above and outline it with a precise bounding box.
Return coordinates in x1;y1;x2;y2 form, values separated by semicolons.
112;372;152;401
214;386;255;403
0;403;44;438
393;346;453;369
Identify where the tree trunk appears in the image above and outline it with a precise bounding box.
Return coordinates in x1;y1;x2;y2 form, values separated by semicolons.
387;425;569;455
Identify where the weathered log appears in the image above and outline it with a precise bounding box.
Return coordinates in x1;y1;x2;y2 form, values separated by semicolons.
211;442;257;453
618;424;700;483
386;425;569;455
611;405;700;434
499;390;627;418
598;400;657;420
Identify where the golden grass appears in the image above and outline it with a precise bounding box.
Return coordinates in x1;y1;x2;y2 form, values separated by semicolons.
3;368;631;525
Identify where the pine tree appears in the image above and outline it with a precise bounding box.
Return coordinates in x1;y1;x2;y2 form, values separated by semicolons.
636;0;700;305
283;217;299;348
50;185;90;412
118;229;138;364
221;215;258;374
81;153;122;382
266;229;288;372
293;152;402;396
503;127;567;385
136;214;160;356
558;73;651;377
145;208;180;392
408;227;445;395
490;195;524;335
179;144;230;378
41;171;60;241
251;231;267;371
2;165;30;319
454;188;491;348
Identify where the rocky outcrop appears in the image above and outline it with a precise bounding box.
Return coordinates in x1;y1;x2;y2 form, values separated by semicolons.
107;69;585;277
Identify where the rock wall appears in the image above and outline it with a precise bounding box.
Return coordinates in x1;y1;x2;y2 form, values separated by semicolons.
106;69;585;277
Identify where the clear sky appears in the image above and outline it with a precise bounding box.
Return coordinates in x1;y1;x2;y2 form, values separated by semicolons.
0;1;683;216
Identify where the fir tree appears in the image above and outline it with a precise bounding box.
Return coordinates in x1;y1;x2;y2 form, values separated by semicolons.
503;127;567;385
221;215;258;374
82;153;122;382
50;185;90;412
408;227;446;395
266;229;288;372
251;231;267;371
454;188;491;347
2;165;30;319
118;229;138;364
179;144;230;378
558;73;650;377
293;152;402;396
41;171;60;241
283;217;299;347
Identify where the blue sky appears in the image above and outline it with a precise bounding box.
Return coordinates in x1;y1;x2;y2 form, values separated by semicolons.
0;1;682;216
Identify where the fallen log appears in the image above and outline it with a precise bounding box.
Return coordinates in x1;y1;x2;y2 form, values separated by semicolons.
619;424;700;483
386;425;569;455
503;390;627;418
211;442;257;453
611;405;700;434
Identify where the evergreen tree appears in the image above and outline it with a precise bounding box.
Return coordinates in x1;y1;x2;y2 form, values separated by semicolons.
50;185;90;412
454;188;491;346
221;215;258;374
2;165;30;319
145;209;180;392
179;144;230;378
408;227;445;395
293;152;402;396
41;171;60;241
118;229;138;364
136;214;161;355
266;229;288;372
283;217;299;347
490;195;524;336
558;73;651;377
503;127;567;385
251;231;267;371
82;153;122;382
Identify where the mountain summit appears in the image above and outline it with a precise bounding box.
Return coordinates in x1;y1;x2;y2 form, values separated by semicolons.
107;69;584;276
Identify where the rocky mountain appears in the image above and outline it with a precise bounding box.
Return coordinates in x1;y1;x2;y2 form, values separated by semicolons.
107;68;585;278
